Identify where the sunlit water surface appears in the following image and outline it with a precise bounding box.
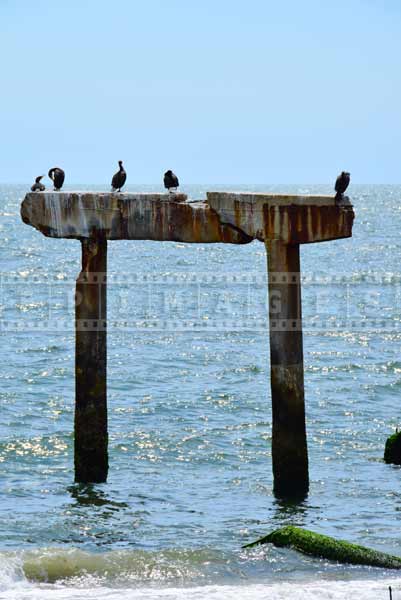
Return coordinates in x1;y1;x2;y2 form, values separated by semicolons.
0;183;401;599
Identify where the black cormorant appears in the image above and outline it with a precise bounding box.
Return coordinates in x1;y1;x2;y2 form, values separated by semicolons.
111;161;126;192
48;167;65;191
164;170;179;192
31;175;45;192
335;171;350;201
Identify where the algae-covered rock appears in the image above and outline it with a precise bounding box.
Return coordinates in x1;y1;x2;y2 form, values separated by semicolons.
384;430;401;465
243;526;401;569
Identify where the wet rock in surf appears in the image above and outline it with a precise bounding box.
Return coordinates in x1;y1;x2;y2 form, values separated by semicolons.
384;430;401;465
243;525;401;569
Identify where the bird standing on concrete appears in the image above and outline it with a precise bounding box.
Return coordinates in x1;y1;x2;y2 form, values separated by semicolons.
111;161;127;192
164;170;179;193
334;171;350;201
31;175;45;192
48;167;65;191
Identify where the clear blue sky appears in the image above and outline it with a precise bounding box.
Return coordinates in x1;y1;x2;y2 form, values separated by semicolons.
1;0;401;184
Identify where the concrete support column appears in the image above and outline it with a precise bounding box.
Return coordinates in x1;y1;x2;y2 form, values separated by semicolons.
265;240;309;499
74;238;108;483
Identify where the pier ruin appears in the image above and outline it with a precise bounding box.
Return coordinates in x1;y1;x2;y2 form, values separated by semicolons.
21;191;354;499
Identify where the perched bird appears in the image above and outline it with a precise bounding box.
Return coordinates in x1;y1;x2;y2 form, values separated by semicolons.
31;175;45;192
111;161;126;192
334;171;350;201
48;167;65;191
164;170;179;193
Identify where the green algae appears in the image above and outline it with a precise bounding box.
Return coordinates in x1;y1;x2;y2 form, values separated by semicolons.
384;430;401;465
243;526;401;569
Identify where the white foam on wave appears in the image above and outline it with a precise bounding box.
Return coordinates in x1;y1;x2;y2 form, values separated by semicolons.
0;552;24;589
0;548;400;599
0;578;400;600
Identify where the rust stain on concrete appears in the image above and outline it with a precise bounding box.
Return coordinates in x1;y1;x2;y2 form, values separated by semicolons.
21;191;354;246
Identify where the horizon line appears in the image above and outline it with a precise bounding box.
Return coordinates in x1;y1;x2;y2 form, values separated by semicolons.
1;182;400;187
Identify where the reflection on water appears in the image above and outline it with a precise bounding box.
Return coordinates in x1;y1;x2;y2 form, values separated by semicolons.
68;484;129;510
271;497;311;528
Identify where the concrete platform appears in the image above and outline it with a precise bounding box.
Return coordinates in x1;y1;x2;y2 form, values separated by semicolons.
206;192;354;243
21;191;354;244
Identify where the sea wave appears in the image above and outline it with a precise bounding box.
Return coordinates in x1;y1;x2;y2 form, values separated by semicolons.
0;564;399;600
0;547;235;586
0;546;399;599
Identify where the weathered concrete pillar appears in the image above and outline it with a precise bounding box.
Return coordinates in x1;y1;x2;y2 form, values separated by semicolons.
74;237;108;483
21;192;354;483
265;240;309;499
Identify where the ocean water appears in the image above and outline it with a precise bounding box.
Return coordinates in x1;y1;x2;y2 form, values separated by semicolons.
1;183;401;599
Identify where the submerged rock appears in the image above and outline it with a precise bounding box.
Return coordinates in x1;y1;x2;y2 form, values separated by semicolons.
243;525;401;569
384;430;401;465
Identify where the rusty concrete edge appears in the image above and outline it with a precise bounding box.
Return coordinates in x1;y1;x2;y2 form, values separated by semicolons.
20;192;355;244
20;194;255;243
